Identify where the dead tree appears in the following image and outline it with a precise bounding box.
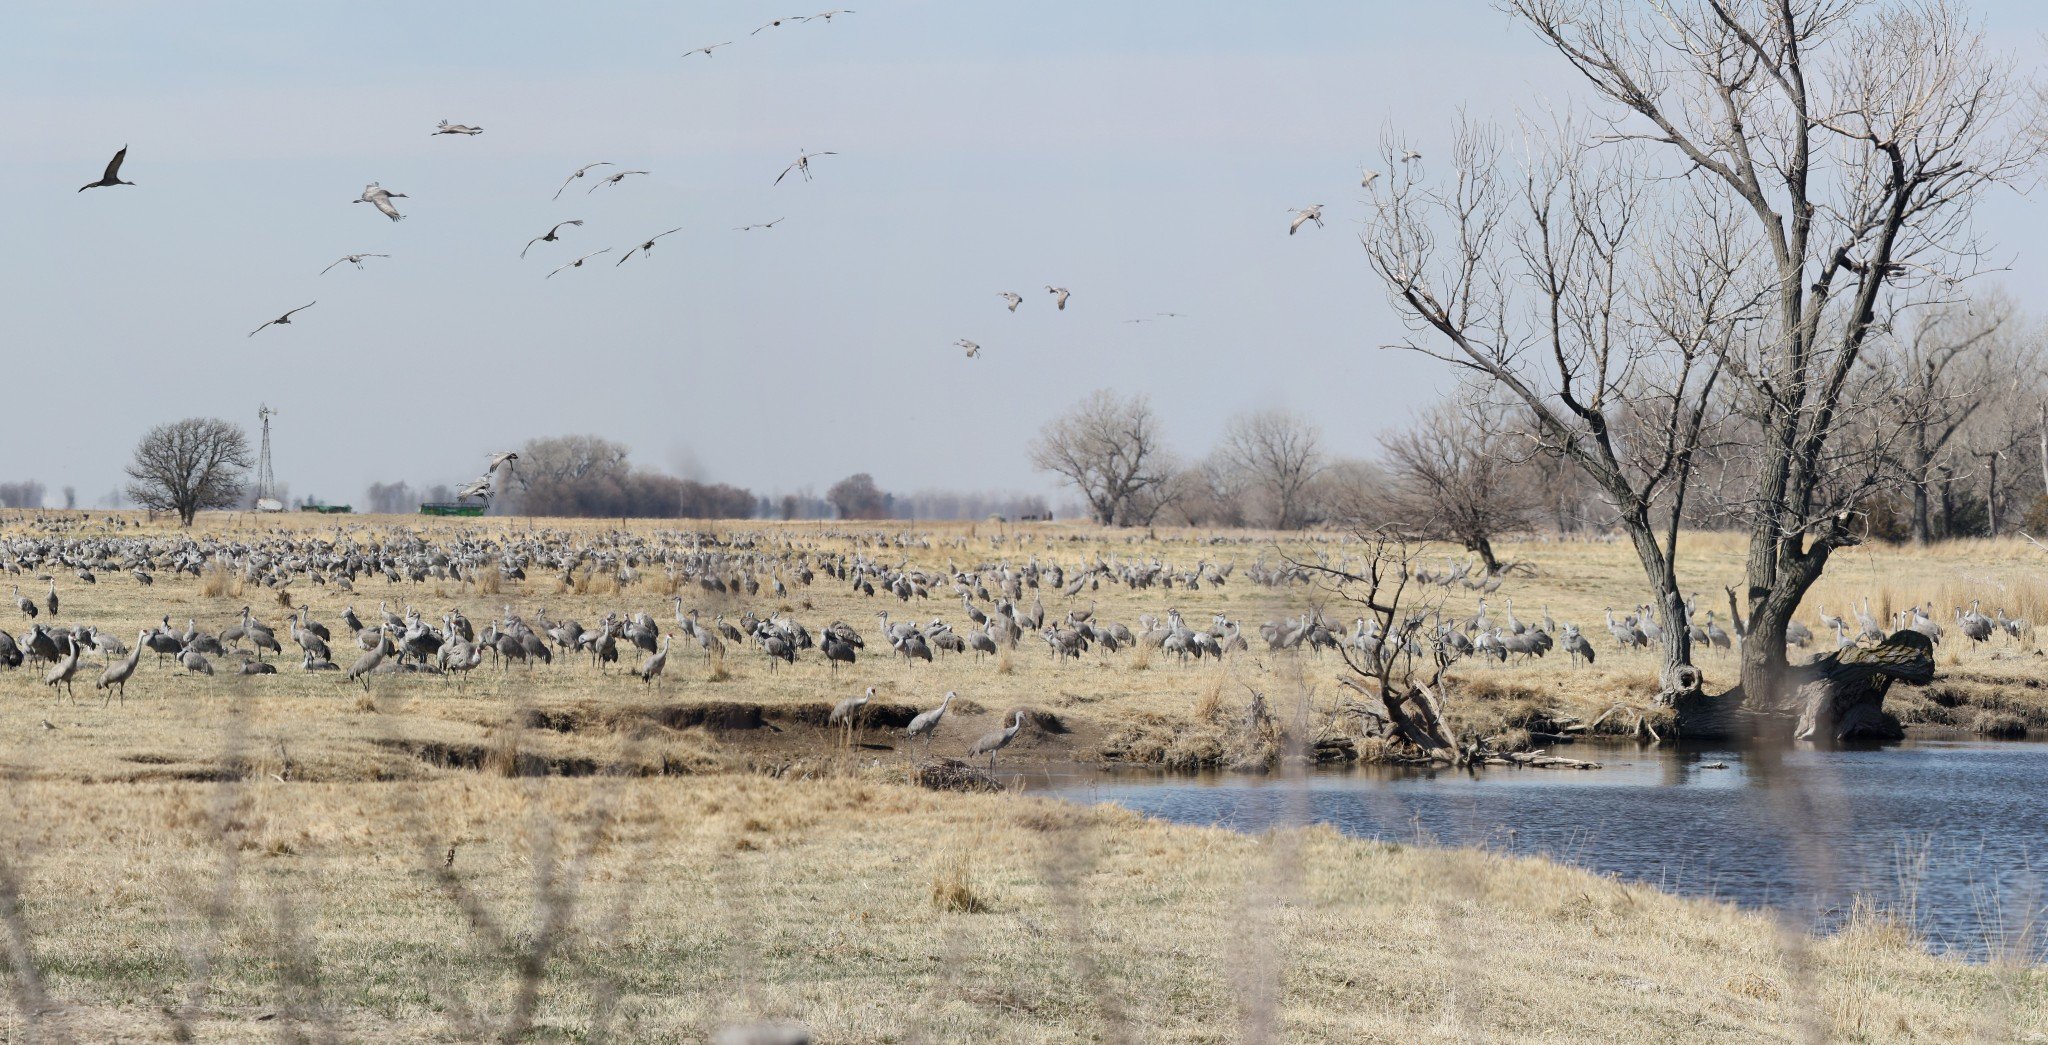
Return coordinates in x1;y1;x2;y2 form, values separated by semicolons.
1029;389;1175;527
1295;530;1463;763
1367;0;2043;729
1378;395;1545;574
1363;121;1729;704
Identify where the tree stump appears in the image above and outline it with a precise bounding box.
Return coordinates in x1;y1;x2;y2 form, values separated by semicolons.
1671;631;1933;743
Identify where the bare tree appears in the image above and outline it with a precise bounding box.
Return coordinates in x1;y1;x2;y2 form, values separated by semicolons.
1217;409;1325;529
125;418;253;526
364;481;416;515
1368;0;2041;718
0;482;44;510
1877;295;2019;542
1364;120;1732;701
1378;397;1544;574
519;435;630;484
1030;390;1175;527
826;473;890;520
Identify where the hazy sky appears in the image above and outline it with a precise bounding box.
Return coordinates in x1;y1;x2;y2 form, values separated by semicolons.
10;2;2048;507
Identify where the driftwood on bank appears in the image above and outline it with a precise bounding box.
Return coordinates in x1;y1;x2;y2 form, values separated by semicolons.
1672;630;1935;742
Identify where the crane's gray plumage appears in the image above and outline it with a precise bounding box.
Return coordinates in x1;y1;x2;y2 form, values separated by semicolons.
774;149;837;185
548;249;612;278
588;169;649;193
431;120;483;136
1288;204;1324;235
999;291;1022;312
249;302;315;337
522;220;584;258
321;253;389;275
356;182;407;221
1044;285;1070;310
616;227;682;265
554;162;613;200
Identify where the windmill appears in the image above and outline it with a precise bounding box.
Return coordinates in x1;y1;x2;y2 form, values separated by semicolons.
254;405;284;512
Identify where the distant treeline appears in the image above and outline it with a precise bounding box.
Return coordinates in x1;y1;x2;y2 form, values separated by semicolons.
363;436;1046;521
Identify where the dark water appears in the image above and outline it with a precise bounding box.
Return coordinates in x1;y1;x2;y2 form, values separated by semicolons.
1031;739;2048;959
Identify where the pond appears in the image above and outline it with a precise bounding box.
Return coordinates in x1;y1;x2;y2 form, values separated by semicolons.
1030;738;2048;960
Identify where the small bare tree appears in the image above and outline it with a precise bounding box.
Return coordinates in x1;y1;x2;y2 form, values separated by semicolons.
1217;408;1326;529
1877;295;2023;542
1030;390;1175;526
1294;530;1463;762
1378;396;1545;573
125;418;252;526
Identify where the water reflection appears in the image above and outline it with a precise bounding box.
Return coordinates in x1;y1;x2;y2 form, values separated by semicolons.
1030;739;2048;959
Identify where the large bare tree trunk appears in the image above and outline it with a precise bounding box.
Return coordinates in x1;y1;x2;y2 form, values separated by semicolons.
1621;515;1697;704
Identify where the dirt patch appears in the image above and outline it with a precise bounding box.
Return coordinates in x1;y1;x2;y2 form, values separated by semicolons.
916;759;1005;793
768;702;922;730
120;753;181;765
370;738;600;778
649;702;768;731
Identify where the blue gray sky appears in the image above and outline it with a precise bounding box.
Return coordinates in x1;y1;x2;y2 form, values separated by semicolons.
10;2;2048;506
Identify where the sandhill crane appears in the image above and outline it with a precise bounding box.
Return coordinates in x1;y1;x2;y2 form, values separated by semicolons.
1560;624;1595;666
588;169;650;193
44;635;81;701
1044;285;1071;310
12;586;34;619
1400;149;1422;163
1361;167;1381;188
638;635;670;687
554;162;613;200
683;42;732;57
829;686;874;747
905;690;953;755
356;183;407;221
955;339;980;359
753;15;810;34
774;149;837;185
78;146;134;192
522;220;584;258
812;8;855;21
734;218;784;231
431;120;483;136
1288;204;1324;235
1856;599;1884;641
1817;604;1846;634
968;709;1025;769
96;630;147;704
616;227;683;265
249;302;315;337
321;253;389;275
999;292;1022;312
181;647;214;676
347;627;389;688
44;580;57;617
1957;602;1994;648
547;249;612;278
1703;611;1731;649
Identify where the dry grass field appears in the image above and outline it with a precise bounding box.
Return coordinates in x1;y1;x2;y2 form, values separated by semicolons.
0;511;2042;1039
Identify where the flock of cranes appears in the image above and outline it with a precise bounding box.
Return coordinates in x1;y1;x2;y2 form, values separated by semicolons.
0;522;2031;767
70;6;1373;371
71;10;870;342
